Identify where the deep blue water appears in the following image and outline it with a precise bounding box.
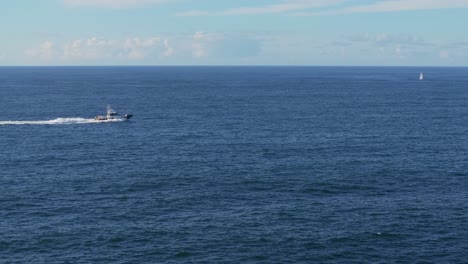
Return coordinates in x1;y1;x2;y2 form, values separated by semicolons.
0;66;467;263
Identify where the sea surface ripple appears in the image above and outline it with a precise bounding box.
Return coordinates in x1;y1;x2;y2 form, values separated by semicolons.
0;66;467;263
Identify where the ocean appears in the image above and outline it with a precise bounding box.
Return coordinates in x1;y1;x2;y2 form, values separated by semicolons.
0;66;467;263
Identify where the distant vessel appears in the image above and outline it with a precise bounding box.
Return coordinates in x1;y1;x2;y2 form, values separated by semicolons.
95;105;132;121
419;72;424;80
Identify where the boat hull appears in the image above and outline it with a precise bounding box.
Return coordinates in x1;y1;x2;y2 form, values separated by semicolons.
94;114;133;121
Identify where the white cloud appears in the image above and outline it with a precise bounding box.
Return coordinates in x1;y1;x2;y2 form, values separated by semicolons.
223;0;343;15
190;32;261;59
62;0;172;8
346;33;429;47
394;44;404;58
343;0;468;13
296;0;468;15
24;41;55;59
63;37;116;59
177;0;344;16
26;36;173;62
439;50;450;59
124;37;163;59
191;32;222;58
162;39;173;57
442;41;468;50
323;33;447;61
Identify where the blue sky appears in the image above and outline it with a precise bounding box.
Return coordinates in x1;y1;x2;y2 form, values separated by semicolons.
1;0;467;66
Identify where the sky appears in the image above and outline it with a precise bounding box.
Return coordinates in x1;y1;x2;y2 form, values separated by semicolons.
1;0;468;66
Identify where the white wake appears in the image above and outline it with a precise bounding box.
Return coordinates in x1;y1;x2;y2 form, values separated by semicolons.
0;117;126;125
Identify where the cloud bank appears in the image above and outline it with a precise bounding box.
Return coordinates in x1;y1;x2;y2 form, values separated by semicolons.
176;0;468;16
177;0;344;16
25;36;173;63
23;33;261;64
341;0;468;13
294;0;468;15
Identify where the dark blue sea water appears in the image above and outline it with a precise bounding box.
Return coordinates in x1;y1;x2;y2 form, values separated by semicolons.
0;66;467;263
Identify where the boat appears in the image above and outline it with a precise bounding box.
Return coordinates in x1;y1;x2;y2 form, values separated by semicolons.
95;105;133;121
419;72;424;80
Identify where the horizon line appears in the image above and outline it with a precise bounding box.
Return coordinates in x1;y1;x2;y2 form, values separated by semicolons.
0;65;467;68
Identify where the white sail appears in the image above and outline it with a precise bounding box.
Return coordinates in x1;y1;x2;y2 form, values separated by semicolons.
419;72;424;80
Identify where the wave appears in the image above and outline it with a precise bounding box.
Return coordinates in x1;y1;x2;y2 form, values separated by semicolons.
0;117;126;125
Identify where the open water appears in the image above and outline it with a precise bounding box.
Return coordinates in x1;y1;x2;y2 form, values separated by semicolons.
0;66;467;263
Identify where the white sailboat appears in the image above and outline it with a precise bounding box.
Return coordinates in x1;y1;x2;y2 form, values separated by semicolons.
419;72;424;80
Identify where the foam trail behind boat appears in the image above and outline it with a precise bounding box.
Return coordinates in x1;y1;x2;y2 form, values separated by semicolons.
0;117;125;125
